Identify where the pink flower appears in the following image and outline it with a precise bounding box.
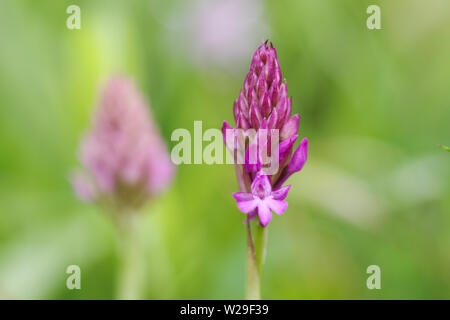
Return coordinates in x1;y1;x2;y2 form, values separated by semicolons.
70;76;175;211
223;41;308;226
170;0;270;71
233;171;290;226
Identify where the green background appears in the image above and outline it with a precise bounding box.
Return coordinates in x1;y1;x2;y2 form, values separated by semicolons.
0;0;449;299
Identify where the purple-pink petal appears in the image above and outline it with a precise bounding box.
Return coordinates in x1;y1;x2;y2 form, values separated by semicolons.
271;185;291;201
267;106;278;129
278;134;298;164
233;192;258;213
257;201;272;226
280;114;299;140
287;137;308;173
266;198;288;215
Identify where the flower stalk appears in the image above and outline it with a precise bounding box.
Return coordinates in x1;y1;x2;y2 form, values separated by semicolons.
115;212;142;300
246;219;268;300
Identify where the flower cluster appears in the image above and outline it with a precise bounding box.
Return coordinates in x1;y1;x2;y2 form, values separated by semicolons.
71;76;174;212
222;41;308;226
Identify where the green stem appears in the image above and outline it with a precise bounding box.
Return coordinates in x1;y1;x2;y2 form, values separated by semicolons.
115;213;142;300
245;219;268;300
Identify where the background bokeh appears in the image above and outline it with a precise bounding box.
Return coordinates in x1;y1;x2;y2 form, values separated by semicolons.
0;0;449;299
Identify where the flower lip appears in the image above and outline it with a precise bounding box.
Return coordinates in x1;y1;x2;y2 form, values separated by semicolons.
232;171;291;226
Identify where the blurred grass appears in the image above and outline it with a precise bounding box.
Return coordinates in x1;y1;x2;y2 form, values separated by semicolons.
0;0;449;299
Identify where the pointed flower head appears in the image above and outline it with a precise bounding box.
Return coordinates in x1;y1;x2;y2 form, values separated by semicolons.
71;76;175;212
233;40;289;131
223;41;309;226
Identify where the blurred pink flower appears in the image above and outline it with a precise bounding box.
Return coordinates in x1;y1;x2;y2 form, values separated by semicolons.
71;76;174;211
169;0;270;70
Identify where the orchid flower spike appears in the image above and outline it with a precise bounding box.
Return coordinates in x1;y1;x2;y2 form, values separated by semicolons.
70;76;175;213
223;41;308;226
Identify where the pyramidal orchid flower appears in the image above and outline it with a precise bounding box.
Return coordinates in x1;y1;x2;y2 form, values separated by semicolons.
222;41;308;300
70;76;175;299
71;76;175;213
222;41;308;226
